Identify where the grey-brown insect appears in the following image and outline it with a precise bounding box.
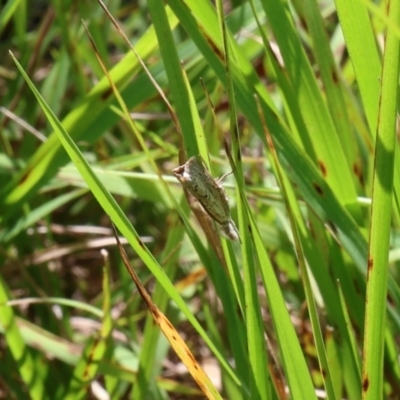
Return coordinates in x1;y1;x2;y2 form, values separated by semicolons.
172;155;240;241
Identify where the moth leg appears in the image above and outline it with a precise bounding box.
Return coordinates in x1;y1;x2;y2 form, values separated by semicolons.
216;170;233;184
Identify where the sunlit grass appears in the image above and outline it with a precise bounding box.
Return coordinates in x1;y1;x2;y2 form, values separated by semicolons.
1;0;399;399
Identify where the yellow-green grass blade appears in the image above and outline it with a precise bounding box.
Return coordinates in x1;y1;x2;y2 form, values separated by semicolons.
335;0;400;224
65;253;113;398
362;2;400;398
249;210;317;400
336;292;363;399
0;276;45;400
301;0;360;186
335;0;381;133
0;0;22;34
335;0;400;227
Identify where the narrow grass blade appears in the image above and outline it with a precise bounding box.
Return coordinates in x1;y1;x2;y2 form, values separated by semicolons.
9;50;241;388
362;2;400;398
0;276;45;400
65;251;112;399
113;226;223;399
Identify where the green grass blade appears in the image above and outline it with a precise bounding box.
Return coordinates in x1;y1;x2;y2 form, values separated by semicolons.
334;0;381;133
147;0;198;157
362;2;400;398
217;1;270;397
250;214;317;400
1;8;179;217
262;111;338;399
0;276;45;400
168;0;368;272
65;253;112;399
258;0;360;217
0;189;85;242
9;50;241;390
302;0;360;180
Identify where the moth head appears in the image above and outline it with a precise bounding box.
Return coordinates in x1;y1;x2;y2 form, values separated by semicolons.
172;163;193;186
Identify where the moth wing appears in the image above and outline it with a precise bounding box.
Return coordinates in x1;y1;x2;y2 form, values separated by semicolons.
198;185;231;224
218;218;240;242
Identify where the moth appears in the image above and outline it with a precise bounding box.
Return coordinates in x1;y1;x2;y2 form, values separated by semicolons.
172;155;240;241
